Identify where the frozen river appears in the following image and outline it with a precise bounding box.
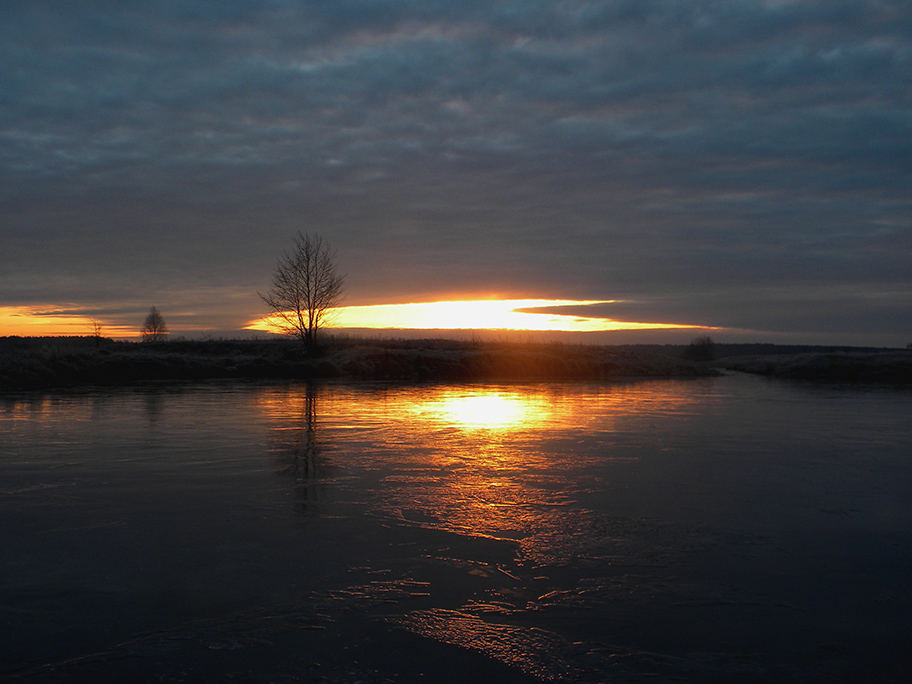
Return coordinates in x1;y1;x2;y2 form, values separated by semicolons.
2;374;910;682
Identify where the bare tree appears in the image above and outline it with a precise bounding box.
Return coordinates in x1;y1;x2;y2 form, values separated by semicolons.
140;306;169;342
260;232;345;351
90;319;104;347
682;335;716;362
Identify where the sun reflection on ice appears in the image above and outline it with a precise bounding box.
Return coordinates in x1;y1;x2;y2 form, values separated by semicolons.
254;381;701;548
419;392;550;431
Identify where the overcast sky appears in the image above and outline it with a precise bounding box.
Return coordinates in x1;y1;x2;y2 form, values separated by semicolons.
2;0;910;345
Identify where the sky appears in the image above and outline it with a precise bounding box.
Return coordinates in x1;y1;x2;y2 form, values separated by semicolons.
2;0;910;346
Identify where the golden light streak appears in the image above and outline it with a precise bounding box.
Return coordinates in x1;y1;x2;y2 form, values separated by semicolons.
254;382;703;549
0;306;118;337
246;298;706;334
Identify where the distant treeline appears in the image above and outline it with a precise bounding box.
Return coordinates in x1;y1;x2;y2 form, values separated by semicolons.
2;336;910;390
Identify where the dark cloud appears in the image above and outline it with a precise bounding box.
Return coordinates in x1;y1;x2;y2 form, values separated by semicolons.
1;1;910;344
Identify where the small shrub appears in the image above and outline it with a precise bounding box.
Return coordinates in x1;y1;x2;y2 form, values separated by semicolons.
682;335;717;362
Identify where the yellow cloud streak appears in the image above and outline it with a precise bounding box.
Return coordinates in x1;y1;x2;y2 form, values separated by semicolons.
0;306;132;338
247;298;706;333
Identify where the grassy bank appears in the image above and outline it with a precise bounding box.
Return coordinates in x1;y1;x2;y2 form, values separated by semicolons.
5;336;910;390
718;349;912;383
0;336;717;390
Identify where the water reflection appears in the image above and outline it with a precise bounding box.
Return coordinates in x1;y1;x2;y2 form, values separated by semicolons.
3;378;911;682
260;383;333;515
416;391;552;431
251;379;912;679
256;380;709;556
142;388;166;423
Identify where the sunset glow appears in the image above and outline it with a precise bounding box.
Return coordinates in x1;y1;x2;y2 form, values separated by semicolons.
0;306;132;338
246;299;707;334
0;305;179;339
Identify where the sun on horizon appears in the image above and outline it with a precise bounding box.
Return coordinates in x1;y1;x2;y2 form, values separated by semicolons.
245;298;711;335
1;298;713;339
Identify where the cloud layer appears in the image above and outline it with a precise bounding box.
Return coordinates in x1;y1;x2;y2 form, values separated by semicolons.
2;1;910;344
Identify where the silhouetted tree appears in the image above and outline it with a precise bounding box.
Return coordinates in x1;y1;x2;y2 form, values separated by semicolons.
140;306;168;342
682;335;716;362
90;319;104;347
260;232;345;351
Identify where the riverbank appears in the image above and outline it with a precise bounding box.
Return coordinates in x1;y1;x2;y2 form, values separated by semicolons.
3;336;910;390
718;349;912;383
0;336;716;390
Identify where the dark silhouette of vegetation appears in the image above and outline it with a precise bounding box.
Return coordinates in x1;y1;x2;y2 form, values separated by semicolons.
681;335;716;362
91;319;104;347
5;336;911;391
260;232;345;352
140;306;168;342
0;336;719;390
719;350;912;382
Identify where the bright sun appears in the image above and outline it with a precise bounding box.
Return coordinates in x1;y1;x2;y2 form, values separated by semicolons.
246;298;705;334
2;298;710;338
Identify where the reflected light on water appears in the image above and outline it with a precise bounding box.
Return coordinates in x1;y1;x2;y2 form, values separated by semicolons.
418;393;549;430
252;381;708;549
3;379;910;682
